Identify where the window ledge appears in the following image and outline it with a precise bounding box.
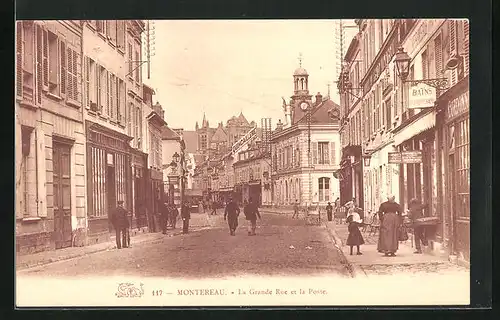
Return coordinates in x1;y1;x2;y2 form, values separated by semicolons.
20;216;42;223
66;99;81;109
98;114;108;121
46;92;63;101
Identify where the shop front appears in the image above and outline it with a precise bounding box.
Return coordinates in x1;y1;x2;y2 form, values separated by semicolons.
131;150;148;229
85;121;133;244
438;77;470;262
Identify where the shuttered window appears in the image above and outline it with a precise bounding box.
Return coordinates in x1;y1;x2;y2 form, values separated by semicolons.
60;41;66;97
330;142;336;166
42;29;49;90
135;50;140;82
109;73;115;120
84;56;90;108
434;34;443;77
128;43;132;75
312;142;318;164
66;47;79;103
117;20;125;51
449;20;458;86
35;25;43;104
16;22;23;98
463;20;469;75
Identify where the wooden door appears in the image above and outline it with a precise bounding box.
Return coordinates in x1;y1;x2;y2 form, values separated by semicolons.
107;164;116;232
53;142;72;249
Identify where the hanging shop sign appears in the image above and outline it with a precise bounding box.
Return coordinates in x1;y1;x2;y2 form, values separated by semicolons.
408;83;436;109
388;151;423;164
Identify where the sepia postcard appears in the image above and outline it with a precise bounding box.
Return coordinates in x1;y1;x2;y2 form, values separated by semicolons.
15;18;471;307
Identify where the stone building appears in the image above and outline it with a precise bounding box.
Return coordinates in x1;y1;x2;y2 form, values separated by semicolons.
271;65;341;208
339;19;469;263
233;148;272;206
82;20;145;244
16;20;86;253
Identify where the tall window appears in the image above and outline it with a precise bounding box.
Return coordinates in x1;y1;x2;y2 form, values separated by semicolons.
455;117;470;218
317;142;330;164
318;177;330;202
422;49;429;79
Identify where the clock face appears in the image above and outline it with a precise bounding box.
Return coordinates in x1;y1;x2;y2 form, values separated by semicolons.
300;101;309;111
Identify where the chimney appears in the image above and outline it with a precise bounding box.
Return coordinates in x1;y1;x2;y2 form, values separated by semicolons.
153;101;164;119
315;92;323;106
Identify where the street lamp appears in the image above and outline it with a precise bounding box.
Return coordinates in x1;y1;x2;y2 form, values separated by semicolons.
172;152;180;164
362;154;371;167
394;47;448;89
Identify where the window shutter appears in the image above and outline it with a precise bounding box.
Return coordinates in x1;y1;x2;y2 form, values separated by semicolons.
324;143;330;164
330;142;336;166
128;43;132;74
84;56;90;107
66;48;73;100
116;79;120;122
35;25;43;104
106;71;110;116
312;142;318;164
60;41;66;97
16;22;23;98
109;74;114;119
463;20;469;75
449;20;458;86
42;29;48;89
74;50;80;103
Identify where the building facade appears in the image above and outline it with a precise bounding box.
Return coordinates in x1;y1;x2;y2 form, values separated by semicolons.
271;66;341;208
339;19;469;262
82;20;144;244
16;20;86;253
233;149;272;206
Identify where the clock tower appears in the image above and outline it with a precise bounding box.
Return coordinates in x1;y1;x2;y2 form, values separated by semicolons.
290;53;313;124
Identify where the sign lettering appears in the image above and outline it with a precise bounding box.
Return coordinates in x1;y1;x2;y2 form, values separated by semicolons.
446;91;469;121
408;83;436;109
388;152;402;164
388;151;423;163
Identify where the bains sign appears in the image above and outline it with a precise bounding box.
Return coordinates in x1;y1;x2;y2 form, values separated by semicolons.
408;83;436;109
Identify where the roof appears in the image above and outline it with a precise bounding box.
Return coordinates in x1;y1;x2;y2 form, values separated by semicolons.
294;67;308;76
211;125;228;142
296;99;341;125
181;130;198;153
161;126;181;140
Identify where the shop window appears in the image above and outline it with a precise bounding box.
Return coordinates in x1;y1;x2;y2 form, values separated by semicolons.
455;117;470;218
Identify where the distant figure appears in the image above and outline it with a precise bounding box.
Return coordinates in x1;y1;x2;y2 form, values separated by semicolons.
181;203;190;234
408;198;429;254
377;195;403;257
169;204;179;229
211;201;217;216
326;202;333;221
160;201;170;234
346;202;365;255
292;200;300;219
244;197;262;236
110;200;130;249
224;197;240;236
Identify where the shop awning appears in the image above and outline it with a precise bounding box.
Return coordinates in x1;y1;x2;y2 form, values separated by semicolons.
394;111;436;146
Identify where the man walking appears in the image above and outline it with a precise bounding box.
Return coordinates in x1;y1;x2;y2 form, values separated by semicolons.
244;197;262;236
292;200;300;219
110;200;130;249
170;204;179;229
181;203;190;234
211;201;217;216
224;197;240;236
408;198;429;254
326;202;333;221
161;201;170;234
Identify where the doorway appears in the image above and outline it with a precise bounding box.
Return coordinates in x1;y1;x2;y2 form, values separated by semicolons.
107;161;116;232
448;153;456;252
53;142;72;249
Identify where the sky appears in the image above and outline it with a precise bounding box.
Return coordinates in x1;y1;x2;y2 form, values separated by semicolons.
143;20;347;131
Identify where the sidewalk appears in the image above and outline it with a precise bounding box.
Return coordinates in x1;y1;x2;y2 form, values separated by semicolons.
324;221;467;277
16;212;213;271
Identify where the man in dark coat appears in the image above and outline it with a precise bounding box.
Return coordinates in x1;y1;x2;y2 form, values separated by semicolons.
326;202;333;221
160;202;170;234
224;197;240;236
292;200;300;219
110;200;130;249
377;195;403;256
408;198;429;254
181;203;190;234
244;197;262;236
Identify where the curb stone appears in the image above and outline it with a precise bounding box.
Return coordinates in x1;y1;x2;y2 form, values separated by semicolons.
323;222;367;278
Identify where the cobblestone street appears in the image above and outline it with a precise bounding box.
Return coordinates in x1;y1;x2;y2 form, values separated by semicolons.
17;213;350;279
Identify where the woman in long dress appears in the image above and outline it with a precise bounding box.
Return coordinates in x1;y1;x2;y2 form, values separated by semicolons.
377;195;403;257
